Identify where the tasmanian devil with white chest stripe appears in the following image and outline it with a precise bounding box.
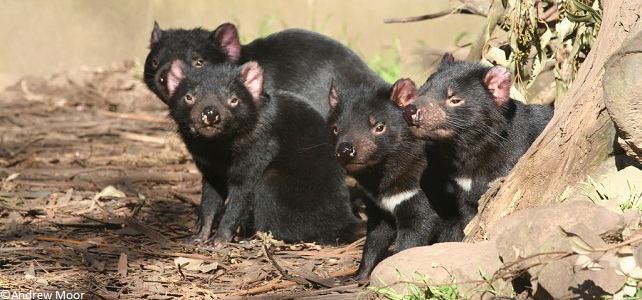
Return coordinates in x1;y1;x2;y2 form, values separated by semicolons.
402;54;553;229
327;79;456;280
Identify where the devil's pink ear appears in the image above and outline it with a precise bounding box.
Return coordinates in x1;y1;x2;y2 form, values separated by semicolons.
213;23;241;62
151;21;162;45
391;78;418;107
484;65;511;107
328;81;340;110
438;52;455;70
240;61;264;100
167;60;185;97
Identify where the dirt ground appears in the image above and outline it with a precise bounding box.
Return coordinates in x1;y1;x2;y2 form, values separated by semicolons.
0;62;375;299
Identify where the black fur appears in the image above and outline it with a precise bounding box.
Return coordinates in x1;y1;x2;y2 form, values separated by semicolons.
165;59;361;246
144;22;384;112
327;80;455;280
403;55;554;228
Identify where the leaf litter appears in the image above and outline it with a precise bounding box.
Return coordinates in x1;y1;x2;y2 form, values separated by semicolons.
0;62;369;299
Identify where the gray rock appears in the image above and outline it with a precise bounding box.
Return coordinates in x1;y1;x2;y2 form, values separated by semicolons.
369;199;634;299
622;209;641;240
369;242;506;300
604;23;642;164
607;166;642;210
493;201;627;298
535;223;625;299
490;200;625;246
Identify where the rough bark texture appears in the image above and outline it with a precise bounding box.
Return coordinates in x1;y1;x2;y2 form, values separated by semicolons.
465;0;642;242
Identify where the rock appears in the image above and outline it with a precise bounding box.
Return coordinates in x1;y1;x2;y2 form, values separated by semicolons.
489;200;625;243
493;201;627;298
604;22;642;164
369;198;636;299
595;198;625;215
535;223;625;299
567;165;642;239
607;166;642;209
622;209;641;240
369;242;506;300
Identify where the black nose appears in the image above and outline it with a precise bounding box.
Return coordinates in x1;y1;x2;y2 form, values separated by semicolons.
336;142;356;163
403;104;421;126
201;106;221;125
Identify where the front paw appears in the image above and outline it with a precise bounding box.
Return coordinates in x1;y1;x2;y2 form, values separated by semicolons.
352;270;370;282
185;229;212;245
206;230;234;249
351;262;374;282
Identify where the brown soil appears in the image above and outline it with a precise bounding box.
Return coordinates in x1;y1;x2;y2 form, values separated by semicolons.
0;62;373;300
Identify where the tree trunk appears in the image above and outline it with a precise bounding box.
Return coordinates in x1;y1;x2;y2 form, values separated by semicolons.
465;0;642;242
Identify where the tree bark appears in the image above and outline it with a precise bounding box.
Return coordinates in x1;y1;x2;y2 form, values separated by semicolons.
465;0;642;242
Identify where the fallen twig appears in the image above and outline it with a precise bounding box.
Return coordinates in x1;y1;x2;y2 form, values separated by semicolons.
234;266;359;296
102;172;199;185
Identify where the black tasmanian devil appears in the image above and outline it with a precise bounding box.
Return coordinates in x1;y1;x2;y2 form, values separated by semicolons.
144;22;384;112
164;59;362;246
327;79;457;280
402;54;554;228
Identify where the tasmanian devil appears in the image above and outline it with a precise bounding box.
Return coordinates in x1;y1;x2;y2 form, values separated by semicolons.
164;59;361;246
144;22;385;112
327;79;459;280
402;54;554;228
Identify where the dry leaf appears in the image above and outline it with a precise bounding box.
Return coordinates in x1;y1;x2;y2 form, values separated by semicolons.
25;261;35;278
94;185;126;200
575;255;603;271
560;226;595;255
6;173;20;181
174;257;219;273
118;253;128;277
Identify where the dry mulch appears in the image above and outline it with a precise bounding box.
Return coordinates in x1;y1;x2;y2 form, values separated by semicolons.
0;62;380;299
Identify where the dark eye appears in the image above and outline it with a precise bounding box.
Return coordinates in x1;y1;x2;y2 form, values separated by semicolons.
447;97;464;106
194;59;205;68
229;97;239;106
151;59;159;68
332;126;339;135
184;94;194;104
374;124;385;133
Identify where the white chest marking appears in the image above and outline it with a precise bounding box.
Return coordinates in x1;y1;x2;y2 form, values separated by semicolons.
454;177;473;192
380;189;419;212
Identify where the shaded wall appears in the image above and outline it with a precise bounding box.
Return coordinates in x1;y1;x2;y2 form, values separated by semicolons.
0;0;485;81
